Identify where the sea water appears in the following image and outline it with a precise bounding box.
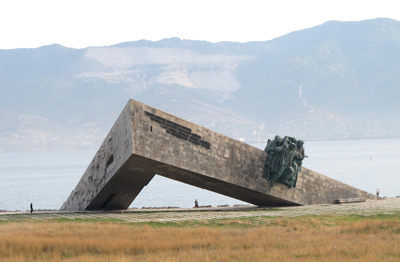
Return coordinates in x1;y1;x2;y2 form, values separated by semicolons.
0;138;399;211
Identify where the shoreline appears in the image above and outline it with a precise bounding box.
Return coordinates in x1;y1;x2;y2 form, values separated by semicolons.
1;197;399;223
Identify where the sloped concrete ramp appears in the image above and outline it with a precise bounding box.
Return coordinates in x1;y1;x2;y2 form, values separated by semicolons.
61;100;373;211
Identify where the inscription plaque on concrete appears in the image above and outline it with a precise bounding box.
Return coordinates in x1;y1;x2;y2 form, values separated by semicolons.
61;99;374;211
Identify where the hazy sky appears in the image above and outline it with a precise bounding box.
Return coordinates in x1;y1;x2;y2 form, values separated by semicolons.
1;0;399;49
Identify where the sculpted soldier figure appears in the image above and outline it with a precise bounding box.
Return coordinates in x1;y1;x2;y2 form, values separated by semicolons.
292;139;305;185
262;135;285;182
271;136;296;187
263;135;306;188
280;139;305;188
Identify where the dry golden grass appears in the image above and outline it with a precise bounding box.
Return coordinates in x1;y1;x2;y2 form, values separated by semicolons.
0;216;399;262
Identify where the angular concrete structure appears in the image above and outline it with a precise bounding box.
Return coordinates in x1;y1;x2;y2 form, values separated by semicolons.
62;100;373;211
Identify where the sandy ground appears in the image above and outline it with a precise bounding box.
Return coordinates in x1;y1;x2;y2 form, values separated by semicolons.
1;197;399;223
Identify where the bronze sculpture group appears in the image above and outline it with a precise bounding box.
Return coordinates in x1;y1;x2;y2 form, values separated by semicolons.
262;135;305;188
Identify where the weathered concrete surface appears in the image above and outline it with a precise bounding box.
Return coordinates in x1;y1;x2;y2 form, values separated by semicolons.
61;99;374;211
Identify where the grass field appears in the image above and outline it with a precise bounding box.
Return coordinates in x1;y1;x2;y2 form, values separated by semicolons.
1;213;399;262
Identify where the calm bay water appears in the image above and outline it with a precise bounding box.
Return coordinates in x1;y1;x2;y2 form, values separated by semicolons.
0;138;399;211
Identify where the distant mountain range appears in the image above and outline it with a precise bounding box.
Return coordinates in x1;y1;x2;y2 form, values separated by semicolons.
1;18;400;152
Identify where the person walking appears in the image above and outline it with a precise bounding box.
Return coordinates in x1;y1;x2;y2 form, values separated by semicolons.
30;202;33;213
376;189;380;198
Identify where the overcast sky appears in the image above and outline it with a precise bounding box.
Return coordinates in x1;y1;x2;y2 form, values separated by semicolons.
1;0;399;49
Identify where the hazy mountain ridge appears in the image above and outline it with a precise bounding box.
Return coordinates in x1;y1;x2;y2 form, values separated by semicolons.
1;18;400;152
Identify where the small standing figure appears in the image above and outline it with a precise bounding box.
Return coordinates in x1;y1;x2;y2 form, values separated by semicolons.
194;199;199;208
376;189;380;198
30;202;33;214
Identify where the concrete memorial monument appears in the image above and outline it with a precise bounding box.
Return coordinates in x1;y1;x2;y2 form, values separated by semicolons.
61;99;373;211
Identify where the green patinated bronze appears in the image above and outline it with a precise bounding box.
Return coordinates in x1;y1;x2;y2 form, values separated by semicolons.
262;135;306;188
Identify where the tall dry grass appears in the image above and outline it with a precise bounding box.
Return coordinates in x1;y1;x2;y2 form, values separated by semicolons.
0;217;399;261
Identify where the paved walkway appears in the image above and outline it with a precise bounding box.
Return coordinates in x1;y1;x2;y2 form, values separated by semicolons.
1;198;399;223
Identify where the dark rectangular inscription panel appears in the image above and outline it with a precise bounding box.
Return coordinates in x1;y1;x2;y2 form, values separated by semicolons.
145;111;211;149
